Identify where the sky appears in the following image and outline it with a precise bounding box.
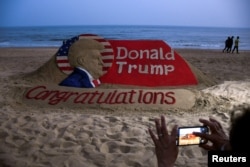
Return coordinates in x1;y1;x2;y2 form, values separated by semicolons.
1;0;250;28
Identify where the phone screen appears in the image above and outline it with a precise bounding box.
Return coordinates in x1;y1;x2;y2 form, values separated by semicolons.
176;126;208;146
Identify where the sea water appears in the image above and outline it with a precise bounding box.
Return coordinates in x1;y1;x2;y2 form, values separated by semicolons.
0;25;250;50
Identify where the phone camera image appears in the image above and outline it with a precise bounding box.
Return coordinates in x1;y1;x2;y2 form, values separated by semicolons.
177;126;208;146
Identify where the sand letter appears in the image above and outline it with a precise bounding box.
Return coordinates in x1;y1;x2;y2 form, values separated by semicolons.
96;91;113;104
165;49;175;60
142;92;154;104
116;61;127;73
114;92;129;104
164;92;176;104
128;50;139;60
150;49;159;59
127;90;137;103
153;92;165;104
48;91;78;105
117;47;128;59
26;86;46;99
128;64;137;74
74;92;91;103
87;91;100;104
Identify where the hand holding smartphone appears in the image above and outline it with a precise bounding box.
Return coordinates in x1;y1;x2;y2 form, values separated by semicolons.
176;126;209;146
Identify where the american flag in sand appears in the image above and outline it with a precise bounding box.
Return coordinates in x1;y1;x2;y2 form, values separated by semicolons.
56;34;114;75
56;36;78;74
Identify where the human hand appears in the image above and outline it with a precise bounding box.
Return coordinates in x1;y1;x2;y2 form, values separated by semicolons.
193;118;231;151
148;115;178;167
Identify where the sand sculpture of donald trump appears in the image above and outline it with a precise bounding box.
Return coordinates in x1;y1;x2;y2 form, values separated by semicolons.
56;34;112;88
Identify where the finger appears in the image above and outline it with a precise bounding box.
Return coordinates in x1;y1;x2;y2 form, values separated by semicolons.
199;119;217;132
171;125;178;145
209;117;220;123
171;125;178;138
148;128;158;146
209;118;223;129
161;115;168;137
199;119;213;127
155;118;162;137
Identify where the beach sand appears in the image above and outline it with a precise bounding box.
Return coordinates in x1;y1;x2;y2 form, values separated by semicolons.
0;47;250;167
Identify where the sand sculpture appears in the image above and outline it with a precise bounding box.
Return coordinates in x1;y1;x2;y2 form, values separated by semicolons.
22;34;216;111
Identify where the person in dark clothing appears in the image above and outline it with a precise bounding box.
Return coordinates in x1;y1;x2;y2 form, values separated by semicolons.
227;36;234;53
222;37;230;53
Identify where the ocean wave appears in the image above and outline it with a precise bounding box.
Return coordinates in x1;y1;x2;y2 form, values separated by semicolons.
0;41;10;46
1;26;250;50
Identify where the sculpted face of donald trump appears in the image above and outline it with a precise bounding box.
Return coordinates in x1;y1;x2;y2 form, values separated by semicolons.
59;39;105;88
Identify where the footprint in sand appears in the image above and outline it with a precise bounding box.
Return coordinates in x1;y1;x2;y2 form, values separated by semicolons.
100;141;131;154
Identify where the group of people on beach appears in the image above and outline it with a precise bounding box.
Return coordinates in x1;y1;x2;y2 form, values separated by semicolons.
222;36;240;53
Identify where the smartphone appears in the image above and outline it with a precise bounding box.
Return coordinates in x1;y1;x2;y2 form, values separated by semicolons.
176;126;209;146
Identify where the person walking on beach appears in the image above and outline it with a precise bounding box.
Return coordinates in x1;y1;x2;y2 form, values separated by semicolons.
222;36;230;53
232;36;240;54
227;36;234;53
